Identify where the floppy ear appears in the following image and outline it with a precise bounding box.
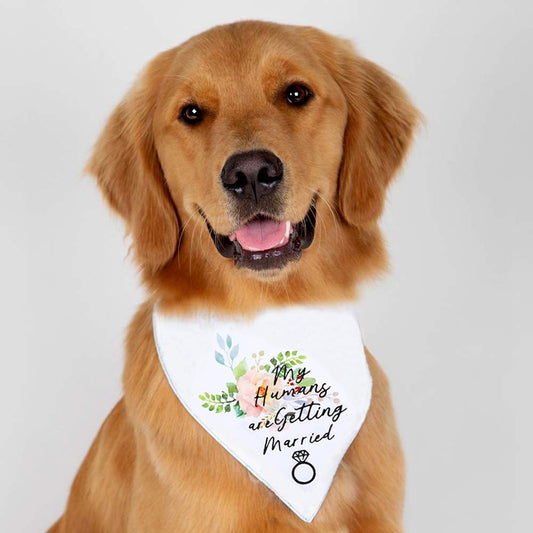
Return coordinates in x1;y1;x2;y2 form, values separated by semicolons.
334;41;421;226
301;28;421;226
86;50;179;272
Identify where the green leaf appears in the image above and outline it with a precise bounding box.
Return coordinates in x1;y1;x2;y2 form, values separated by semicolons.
226;335;232;348
229;344;239;360
210;394;215;401
233;402;246;418
201;403;209;408
278;353;284;361
292;350;298;355
221;391;228;399
299;378;316;387
216;394;221;401
227;382;238;395
216;333;225;350
209;405;215;411
198;395;206;401
299;355;306;360
233;358;248;381
225;404;231;412
215;351;225;365
216;405;223;413
270;357;278;366
264;364;271;372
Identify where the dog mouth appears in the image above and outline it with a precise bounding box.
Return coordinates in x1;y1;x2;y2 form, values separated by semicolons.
201;198;317;271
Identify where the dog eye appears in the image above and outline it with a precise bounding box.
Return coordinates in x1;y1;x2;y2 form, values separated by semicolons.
180;104;203;124
286;84;312;106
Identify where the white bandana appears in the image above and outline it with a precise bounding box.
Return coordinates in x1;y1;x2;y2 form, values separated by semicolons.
153;304;372;523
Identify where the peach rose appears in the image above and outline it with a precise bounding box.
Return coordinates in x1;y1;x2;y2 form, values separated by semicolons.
235;369;282;417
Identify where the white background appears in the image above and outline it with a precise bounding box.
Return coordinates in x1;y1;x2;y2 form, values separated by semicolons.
1;1;531;531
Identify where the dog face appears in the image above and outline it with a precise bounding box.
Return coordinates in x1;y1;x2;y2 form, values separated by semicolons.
88;22;419;304
153;28;347;274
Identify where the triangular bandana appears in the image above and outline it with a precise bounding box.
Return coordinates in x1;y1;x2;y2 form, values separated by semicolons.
153;304;372;522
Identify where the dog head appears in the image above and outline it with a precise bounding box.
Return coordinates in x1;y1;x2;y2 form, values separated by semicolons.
87;22;420;308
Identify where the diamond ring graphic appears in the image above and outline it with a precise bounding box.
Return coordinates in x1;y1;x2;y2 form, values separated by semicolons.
291;449;316;485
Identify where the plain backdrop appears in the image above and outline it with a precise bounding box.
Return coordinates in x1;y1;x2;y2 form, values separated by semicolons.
1;0;531;531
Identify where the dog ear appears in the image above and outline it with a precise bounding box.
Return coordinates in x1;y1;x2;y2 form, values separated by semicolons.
301;29;421;226
334;42;421;226
338;52;420;226
86;50;179;272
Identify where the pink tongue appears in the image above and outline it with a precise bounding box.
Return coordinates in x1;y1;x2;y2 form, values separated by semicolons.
233;219;290;252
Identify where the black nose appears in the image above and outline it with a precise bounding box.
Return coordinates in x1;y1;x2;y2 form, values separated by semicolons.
220;149;283;202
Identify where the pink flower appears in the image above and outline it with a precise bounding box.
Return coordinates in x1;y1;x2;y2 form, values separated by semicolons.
235;369;281;417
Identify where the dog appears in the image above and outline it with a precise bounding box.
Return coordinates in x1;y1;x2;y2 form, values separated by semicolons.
50;21;419;532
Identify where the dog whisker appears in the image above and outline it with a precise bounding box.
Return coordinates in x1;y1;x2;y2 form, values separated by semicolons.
301;185;340;245
177;212;196;266
188;217;203;276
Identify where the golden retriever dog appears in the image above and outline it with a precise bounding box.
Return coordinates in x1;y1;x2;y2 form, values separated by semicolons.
50;21;419;532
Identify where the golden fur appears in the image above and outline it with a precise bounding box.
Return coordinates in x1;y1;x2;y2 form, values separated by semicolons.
50;21;420;532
